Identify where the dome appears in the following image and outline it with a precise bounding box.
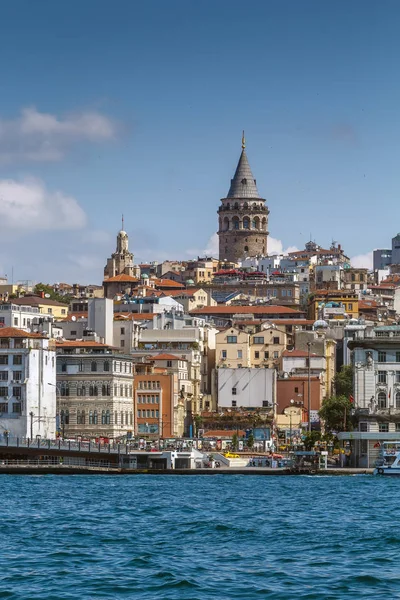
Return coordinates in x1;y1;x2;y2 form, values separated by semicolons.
141;273;149;279
313;319;329;329
186;279;195;286
118;229;127;236
349;318;359;325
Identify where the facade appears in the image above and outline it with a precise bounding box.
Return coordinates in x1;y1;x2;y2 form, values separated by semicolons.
216;327;250;368
392;233;400;266
10;295;68;319
218;135;269;262
0;328;56;439
217;367;276;409
343;268;369;292
0;303;41;330
134;370;184;438
183;258;219;284
56;340;135;441
215;324;287;369
308;290;359;320
373;248;392;271
104;221;140;280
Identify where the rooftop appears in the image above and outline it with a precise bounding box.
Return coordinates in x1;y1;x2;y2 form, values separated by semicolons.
0;327;46;339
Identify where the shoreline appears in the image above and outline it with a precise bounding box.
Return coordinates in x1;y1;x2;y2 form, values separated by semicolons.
0;466;374;476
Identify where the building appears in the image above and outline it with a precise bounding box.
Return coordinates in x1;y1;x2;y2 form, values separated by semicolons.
216;326;250;368
373;248;392;271
0;327;56;439
215;323;287;369
10;294;69;319
183;258;219;284
56;340;135;441
308;290;359;320
104;220;140;280
134;370;185;438
392;233;400;266
217;367;276;410
343;268;369;293
190;305;306;326
341;325;400;467
217;134;269;262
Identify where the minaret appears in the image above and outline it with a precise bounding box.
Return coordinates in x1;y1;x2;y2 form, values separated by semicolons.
217;134;269;263
104;218;135;279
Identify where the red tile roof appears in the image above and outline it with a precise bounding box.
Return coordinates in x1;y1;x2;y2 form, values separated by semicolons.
190;306;303;316
282;349;320;357
154;279;185;289
104;274;139;283
10;296;68;307
0;327;46;339
151;353;187;361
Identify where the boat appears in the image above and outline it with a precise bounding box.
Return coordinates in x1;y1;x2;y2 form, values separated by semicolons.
373;442;400;476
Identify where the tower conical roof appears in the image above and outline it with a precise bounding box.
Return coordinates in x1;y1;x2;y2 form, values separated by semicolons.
227;148;261;199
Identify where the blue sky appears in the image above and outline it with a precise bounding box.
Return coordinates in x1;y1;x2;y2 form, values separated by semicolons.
0;0;399;283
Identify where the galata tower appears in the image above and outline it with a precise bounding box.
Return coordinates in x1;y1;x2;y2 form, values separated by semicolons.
218;133;269;262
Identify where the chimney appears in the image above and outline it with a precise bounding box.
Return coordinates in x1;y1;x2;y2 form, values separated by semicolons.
40;291;45;299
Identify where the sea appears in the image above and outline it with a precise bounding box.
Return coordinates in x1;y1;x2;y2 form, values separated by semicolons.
0;474;399;599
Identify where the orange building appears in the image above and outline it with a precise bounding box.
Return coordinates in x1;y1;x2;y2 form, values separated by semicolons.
134;370;185;439
277;376;321;415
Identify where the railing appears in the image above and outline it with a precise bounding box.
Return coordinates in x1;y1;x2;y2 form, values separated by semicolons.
0;437;131;455
0;458;116;468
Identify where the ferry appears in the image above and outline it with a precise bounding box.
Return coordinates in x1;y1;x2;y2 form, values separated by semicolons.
373;442;400;476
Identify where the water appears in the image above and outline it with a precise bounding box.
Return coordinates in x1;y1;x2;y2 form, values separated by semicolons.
0;475;399;599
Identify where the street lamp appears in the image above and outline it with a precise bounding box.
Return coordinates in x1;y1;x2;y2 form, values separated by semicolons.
307;341;312;433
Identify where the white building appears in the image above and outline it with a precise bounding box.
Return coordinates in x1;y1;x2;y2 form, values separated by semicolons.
217;367;276;409
0;327;56;439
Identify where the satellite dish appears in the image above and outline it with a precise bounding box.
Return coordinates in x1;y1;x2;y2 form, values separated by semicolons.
71;316;77;322
44;293;51;298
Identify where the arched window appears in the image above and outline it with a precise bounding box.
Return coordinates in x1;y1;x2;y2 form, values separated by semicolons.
60;410;65;425
65;410;69;425
244;246;249;252
226;202;230;210
93;410;98;425
378;392;387;409
77;410;81;425
104;361;110;372
89;410;93;425
243;202;248;209
223;217;229;231
262;217;267;231
106;385;111;396
93;386;98;397
81;410;85;425
121;412;124;425
101;410;106;425
91;361;97;372
243;217;250;229
234;202;239;210
232;216;239;230
89;385;94;397
396;392;400;409
81;385;86;397
114;411;118;424
106;410;110;425
102;385;107;397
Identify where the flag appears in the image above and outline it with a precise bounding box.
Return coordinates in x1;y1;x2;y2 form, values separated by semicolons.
349;395;354;404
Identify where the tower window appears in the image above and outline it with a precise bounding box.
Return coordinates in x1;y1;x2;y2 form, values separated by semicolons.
243;217;250;229
241;178;247;184
244;246;249;252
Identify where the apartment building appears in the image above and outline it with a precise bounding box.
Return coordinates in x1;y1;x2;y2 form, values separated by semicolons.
56;340;134;441
215;324;287;369
0;327;56;439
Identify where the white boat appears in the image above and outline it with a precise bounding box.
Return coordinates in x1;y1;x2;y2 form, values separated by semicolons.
373;442;400;476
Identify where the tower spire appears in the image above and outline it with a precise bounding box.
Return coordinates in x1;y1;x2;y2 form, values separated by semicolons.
242;130;246;150
122;214;124;231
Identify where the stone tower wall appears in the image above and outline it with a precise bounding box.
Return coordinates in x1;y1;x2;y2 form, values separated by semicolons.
218;202;269;262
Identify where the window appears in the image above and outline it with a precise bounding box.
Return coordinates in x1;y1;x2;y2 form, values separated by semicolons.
61;363;67;372
114;411;118;424
77;410;82;424
121;340;125;348
12;387;21;398
70;331;77;336
379;423;389;432
79;360;83;372
264;351;269;360
232;387;237;395
294;387;299;393
255;351;260;359
232;400;237;407
81;410;86;424
273;351;279;359
93;410;98;425
262;400;269;408
101;410;106;425
120;385;124;396
102;385;107;396
359;422;368;432
13;355;22;365
156;410;159;418
167;360;172;368
137;410;141;418
378;371;387;384
395;423;400;432
104;361;110;371
0;356;8;365
348;303;353;311
253;337;264;344
222;350;227;359
227;336;237;343
13;318;18;326
0;372;7;381
396;352;400;363
378;392;387;409
121;327;125;335
0;403;7;413
237;350;242;359
378;351;387;363
121;412;124;425
273;337;280;345
91;361;97;372
151;410;154;418
64;410;69;425
396;392;400;409
89;410;93;425
396;372;400;384
12;403;21;413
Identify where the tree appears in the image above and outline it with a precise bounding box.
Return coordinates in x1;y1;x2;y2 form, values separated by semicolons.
231;433;238;451
303;431;321;450
319;395;353;433
247;433;254;449
33;283;70;305
334;365;353;398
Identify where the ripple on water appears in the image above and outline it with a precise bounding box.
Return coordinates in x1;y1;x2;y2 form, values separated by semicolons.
1;475;400;599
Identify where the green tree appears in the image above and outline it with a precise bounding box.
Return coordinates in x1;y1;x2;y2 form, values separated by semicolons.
334;365;353;398
247;433;254;449
303;431;321;450
33;283;70;305
319;395;353;433
231;433;238;451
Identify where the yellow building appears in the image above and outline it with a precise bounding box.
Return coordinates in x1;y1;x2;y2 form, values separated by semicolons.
183;258;219;285
250;324;287;369
216;324;288;370
308;290;359;320
216;326;250;368
11;295;69;319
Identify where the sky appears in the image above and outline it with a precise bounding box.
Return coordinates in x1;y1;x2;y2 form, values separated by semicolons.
0;0;399;284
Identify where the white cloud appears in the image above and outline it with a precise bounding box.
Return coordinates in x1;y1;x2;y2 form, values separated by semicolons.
0;107;118;163
351;251;373;269
0;178;86;230
268;237;299;255
203;233;219;256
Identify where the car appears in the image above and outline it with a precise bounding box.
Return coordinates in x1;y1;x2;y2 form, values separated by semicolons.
224;452;240;459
